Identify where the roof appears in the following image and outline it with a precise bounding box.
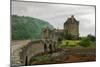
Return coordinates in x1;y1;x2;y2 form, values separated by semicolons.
64;15;79;25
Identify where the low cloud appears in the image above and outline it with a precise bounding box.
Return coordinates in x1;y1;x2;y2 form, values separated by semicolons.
11;1;95;36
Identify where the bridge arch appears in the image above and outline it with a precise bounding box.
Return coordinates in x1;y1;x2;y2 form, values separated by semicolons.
19;39;57;65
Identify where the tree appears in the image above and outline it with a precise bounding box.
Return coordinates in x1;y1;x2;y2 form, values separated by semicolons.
79;37;91;47
87;34;96;42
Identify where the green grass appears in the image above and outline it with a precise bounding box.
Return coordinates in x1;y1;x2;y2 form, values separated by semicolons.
59;40;80;48
62;40;80;45
59;40;96;48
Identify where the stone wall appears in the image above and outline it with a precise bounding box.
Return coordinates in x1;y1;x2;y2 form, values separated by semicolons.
19;40;44;65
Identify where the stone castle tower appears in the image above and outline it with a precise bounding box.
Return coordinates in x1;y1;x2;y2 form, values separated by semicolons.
64;15;79;39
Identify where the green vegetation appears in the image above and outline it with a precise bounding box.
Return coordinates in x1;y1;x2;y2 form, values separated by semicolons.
30;54;53;63
79;34;96;47
87;34;96;42
12;15;53;40
59;34;96;48
59;40;80;48
79;37;91;47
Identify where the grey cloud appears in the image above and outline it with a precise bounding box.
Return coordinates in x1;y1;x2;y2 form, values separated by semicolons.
11;1;95;36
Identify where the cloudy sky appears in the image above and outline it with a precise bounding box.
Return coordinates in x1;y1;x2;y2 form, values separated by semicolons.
11;1;95;36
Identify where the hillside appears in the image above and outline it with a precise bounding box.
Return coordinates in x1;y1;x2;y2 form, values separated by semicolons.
11;15;54;40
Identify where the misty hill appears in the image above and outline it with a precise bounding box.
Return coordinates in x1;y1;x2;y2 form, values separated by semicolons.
12;15;54;40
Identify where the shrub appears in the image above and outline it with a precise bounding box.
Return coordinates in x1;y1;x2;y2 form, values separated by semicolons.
66;41;69;46
79;37;91;47
87;34;96;42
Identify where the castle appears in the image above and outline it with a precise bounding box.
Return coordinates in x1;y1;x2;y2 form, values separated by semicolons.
64;15;79;39
42;15;79;52
42;15;79;40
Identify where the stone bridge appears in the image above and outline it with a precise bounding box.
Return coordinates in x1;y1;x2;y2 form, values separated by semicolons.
11;39;57;66
11;40;44;66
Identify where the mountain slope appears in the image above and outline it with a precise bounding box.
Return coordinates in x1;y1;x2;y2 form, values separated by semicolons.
12;15;54;40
